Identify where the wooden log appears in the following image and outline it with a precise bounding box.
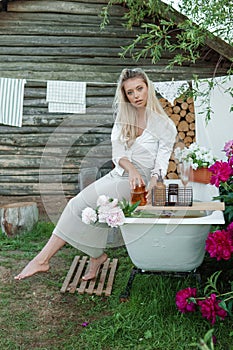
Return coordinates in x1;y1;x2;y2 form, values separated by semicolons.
178;131;185;140
164;106;173;116
187;130;195;137
159;98;168;107
184;136;193;145
167;160;176;172
181;102;189;110
186;112;195;123
189;122;196;131
187;97;193;104
178;120;189;132
180;109;187;117
189;104;195;113
170;113;180;126
175;97;183;103
0;202;38;236
173;106;181;114
167;172;178;179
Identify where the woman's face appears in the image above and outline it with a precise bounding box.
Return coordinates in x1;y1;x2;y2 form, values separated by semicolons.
123;77;148;109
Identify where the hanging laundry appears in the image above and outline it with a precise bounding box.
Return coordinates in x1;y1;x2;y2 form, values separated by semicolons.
46;80;86;113
153;80;189;106
194;75;233;160
0;78;26;127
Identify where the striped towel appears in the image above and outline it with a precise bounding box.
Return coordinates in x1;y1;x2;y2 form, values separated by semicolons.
0;78;26;127
46;80;86;113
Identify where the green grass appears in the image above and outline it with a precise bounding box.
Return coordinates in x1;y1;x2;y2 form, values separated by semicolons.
0;222;233;350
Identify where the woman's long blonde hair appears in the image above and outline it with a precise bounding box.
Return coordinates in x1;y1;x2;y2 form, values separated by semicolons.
113;68;168;146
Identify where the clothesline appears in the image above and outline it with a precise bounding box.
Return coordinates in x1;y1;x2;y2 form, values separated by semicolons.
25;78;119;86
0;76;191;127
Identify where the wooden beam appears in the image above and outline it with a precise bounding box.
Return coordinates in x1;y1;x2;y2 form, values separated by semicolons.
7;1;124;16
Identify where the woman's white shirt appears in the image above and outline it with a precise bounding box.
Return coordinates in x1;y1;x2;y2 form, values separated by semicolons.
111;112;177;178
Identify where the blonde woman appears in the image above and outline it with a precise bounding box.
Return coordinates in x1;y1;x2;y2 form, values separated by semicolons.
15;68;177;281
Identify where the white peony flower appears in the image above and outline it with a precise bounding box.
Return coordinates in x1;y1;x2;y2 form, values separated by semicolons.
97;195;110;207
81;207;97;225
174;143;216;169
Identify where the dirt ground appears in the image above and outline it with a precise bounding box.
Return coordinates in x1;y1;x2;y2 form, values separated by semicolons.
0;251;112;349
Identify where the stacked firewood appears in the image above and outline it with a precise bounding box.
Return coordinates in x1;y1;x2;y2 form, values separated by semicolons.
159;97;195;179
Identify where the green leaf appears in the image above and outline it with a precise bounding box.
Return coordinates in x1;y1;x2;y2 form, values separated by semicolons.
218;300;228;312
203;270;222;295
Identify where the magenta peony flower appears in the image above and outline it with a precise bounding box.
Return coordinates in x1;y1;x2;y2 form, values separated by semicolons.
227;221;233;235
228;156;233;175
197;294;228;324
209;161;232;187
176;287;197;313
205;229;233;261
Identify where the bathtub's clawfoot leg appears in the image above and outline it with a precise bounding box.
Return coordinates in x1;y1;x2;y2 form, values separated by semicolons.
194;271;202;286
119;267;139;302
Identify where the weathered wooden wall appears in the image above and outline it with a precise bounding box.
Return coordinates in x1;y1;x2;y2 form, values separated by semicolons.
0;0;231;218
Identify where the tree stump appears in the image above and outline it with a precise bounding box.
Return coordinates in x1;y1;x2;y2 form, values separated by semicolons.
0;202;38;236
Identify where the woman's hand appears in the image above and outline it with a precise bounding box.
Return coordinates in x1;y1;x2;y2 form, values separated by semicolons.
118;157;145;190
146;176;158;204
128;168;145;190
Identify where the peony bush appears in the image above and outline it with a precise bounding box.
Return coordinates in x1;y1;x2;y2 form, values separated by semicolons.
176;140;233;328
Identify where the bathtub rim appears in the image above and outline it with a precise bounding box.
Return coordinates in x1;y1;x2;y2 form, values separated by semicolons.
123;209;225;225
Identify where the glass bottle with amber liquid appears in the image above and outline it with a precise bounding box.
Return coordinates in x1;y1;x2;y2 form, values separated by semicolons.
131;184;147;206
152;169;166;206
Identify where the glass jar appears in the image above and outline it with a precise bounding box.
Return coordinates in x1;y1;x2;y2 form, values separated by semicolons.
168;184;179;206
131;184;147;206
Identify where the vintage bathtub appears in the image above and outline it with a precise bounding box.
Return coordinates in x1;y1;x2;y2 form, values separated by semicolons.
120;180;225;272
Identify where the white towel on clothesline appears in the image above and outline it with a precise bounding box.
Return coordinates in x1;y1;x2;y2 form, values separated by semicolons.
153;81;189;105
46;80;86;113
0;78;26;127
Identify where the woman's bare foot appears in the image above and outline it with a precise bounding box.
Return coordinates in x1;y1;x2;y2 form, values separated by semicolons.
14;258;50;280
82;253;108;281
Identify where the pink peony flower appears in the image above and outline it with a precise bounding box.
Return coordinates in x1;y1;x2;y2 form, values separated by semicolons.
197;294;228;324
223;140;233;158
176;287;197;313
98;206;125;227
105;207;125;227
209;161;232;187
205;229;233;261
81;207;97;225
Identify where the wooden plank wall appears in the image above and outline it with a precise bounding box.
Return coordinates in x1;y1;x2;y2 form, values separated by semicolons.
0;0;230;218
0;79;116;218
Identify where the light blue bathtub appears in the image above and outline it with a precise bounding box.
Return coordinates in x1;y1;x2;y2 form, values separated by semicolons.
120;180;225;272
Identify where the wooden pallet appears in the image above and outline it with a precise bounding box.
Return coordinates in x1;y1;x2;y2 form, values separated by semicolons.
60;256;118;297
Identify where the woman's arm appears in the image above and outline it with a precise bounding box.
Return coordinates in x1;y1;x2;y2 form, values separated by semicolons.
151;117;177;178
111;123;144;189
146;114;177;203
118;157;145;189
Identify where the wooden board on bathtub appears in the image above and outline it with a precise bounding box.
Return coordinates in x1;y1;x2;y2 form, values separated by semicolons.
138;202;225;211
